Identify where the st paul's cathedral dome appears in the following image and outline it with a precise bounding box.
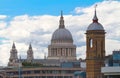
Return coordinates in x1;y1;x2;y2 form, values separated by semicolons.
51;11;73;42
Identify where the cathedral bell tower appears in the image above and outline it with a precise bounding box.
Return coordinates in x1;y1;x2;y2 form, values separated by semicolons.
8;42;19;66
86;5;106;78
27;43;34;62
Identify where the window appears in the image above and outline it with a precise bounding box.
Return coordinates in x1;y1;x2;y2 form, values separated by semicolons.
90;39;93;48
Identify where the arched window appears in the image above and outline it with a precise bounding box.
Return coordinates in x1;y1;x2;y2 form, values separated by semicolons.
90;39;93;48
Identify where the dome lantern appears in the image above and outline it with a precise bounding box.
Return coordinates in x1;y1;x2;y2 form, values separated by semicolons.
59;11;65;28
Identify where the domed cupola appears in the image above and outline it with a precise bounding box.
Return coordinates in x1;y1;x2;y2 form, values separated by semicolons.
87;5;104;31
51;11;73;43
48;11;76;60
86;5;106;78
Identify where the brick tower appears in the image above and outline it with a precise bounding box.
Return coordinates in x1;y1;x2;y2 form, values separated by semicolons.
86;6;106;78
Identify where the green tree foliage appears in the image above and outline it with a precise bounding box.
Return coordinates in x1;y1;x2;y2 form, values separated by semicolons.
22;61;43;67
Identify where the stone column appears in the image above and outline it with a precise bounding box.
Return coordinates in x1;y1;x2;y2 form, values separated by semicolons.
64;48;66;56
54;48;55;56
68;48;70;56
56;48;57;56
60;48;62;56
57;48;59;56
51;48;53;56
69;48;71;56
71;48;73;56
66;48;68;56
73;49;75;56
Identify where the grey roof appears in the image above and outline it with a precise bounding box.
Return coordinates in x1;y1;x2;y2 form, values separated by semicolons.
87;22;104;31
52;28;73;41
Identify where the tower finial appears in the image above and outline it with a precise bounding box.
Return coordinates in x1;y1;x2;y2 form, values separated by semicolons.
59;10;65;28
61;10;63;17
29;43;32;49
93;4;98;22
12;42;16;48
95;4;97;11
27;42;34;62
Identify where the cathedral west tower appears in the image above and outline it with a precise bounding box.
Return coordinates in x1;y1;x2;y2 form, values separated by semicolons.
86;6;106;78
47;11;76;61
27;43;34;62
8;42;19;66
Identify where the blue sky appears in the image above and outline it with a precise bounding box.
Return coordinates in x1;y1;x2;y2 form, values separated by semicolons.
0;0;120;66
0;0;102;16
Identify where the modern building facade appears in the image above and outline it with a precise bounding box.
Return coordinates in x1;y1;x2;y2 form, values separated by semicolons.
101;50;120;78
101;67;120;78
113;50;120;66
86;7;106;78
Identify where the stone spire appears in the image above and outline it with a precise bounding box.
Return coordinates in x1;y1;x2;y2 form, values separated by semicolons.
27;43;34;62
8;42;18;66
29;43;32;49
44;53;47;59
93;4;98;23
59;11;65;28
12;42;16;48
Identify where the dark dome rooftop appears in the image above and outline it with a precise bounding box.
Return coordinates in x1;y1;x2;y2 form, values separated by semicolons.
87;22;104;30
87;6;104;31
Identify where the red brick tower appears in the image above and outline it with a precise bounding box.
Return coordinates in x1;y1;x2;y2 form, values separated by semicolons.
86;6;106;78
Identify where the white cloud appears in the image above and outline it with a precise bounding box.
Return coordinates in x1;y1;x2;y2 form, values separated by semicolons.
0;21;7;29
106;39;120;55
0;0;120;66
0;15;58;41
0;15;7;19
74;7;84;14
0;40;46;66
77;46;86;59
0;43;10;66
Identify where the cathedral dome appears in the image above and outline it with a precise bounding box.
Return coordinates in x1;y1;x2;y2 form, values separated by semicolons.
52;28;73;41
51;11;73;42
87;6;104;31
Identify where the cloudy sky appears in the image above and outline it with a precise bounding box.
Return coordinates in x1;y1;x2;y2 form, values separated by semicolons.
0;0;120;66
